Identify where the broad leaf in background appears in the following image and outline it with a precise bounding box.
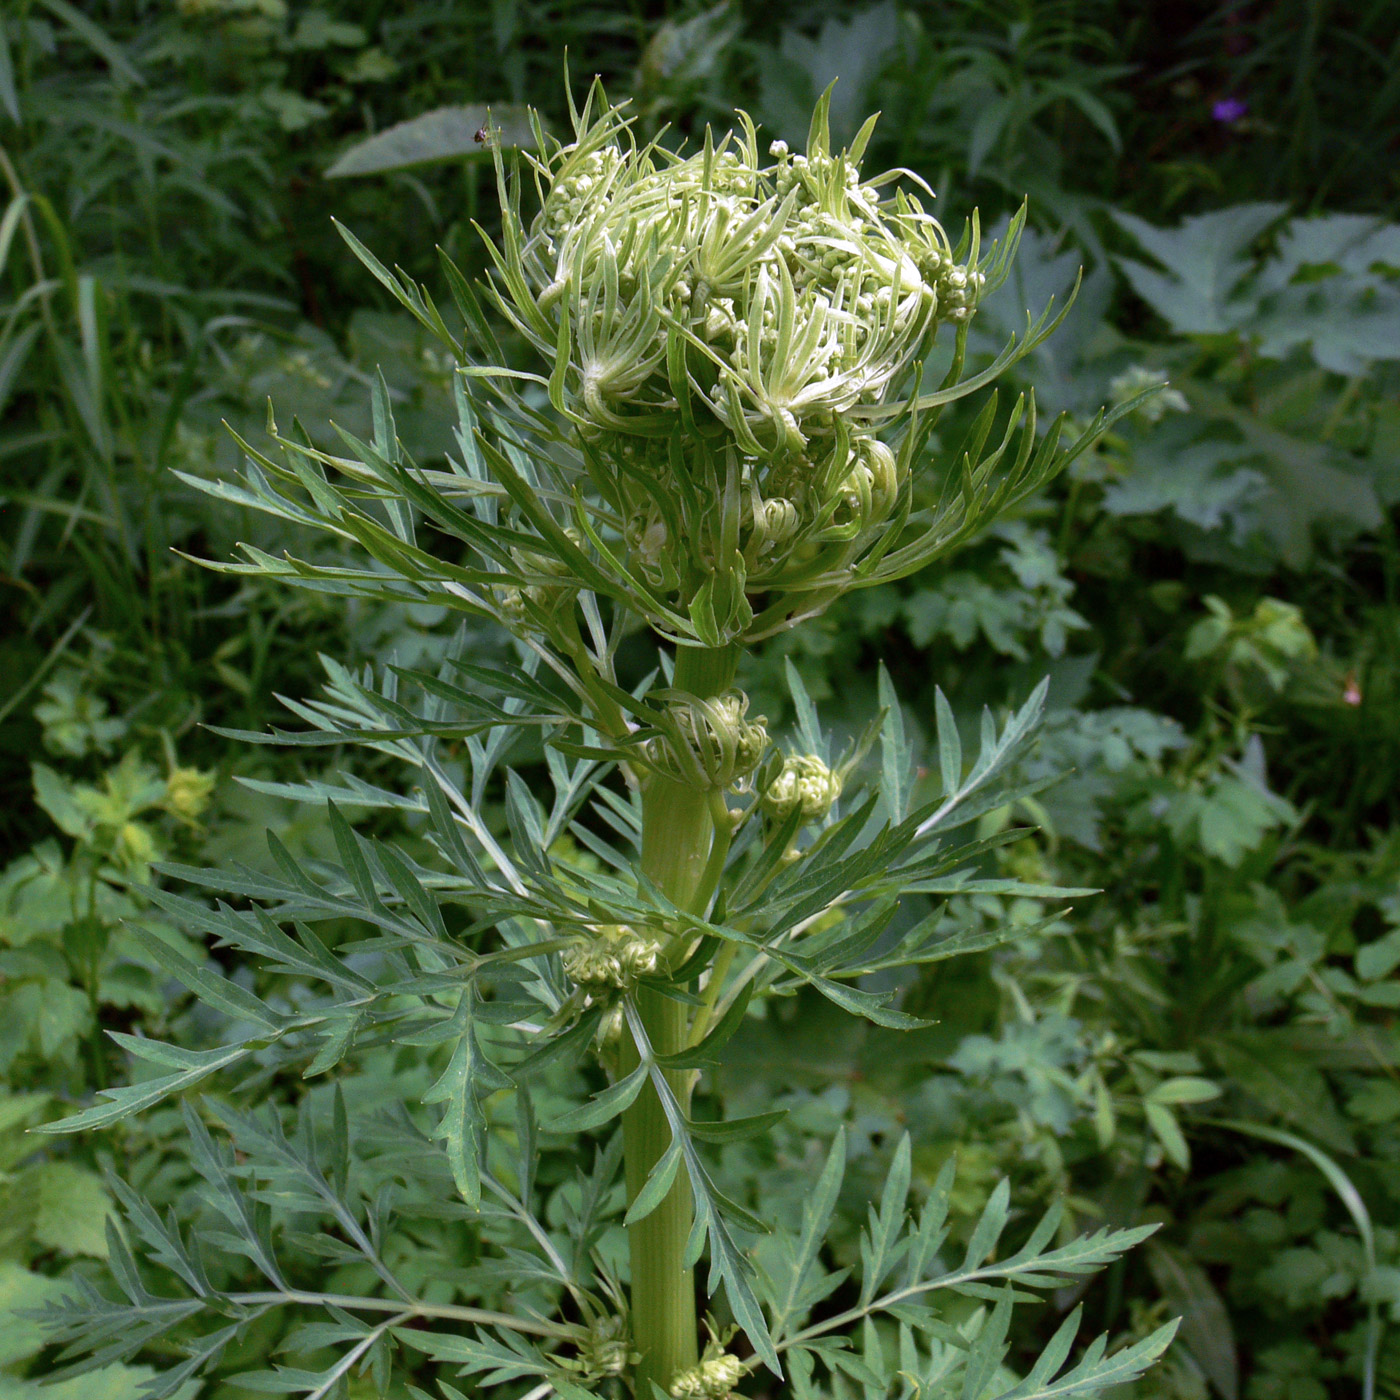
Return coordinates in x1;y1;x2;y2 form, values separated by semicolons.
1112;203;1288;335
326;104;538;178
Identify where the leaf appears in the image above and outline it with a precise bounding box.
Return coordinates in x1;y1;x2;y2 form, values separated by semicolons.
35;1041;253;1134
984;1318;1180;1398
767;1127;847;1342
916;678;1049;838
124;924;281;1032
684;1109;788;1143
934;687;962;799
637;3;741;97
757;2;900;148
784;656;827;758
624;1134;683;1226
31;762;90;837
423;990;502;1207
1356;927;1400;983
0;19;17;123
1148;1076;1221;1106
1250;213;1400;374
859;1134;912;1305
967;100;1010;179
1100;428;1267;536
657;981;755;1070
548;1062;649;1134
962;1178;1011;1272
393;1330;549;1381
1145;1244;1238;1400
876;664;910;823
0;1261;73;1367
1112;204;1287;334
33;0;143;85
30;1161;113;1257
327;105;538;178
1144;1101;1190;1170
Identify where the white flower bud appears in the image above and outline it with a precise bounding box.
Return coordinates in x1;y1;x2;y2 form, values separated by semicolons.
758;496;800;546
538;276;570;312
763;754;842;823
490;88;1002;643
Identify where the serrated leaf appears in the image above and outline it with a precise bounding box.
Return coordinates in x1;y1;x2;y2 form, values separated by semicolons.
123;924;280;1032
876;664;910;823
684;1109;787;1143
423;991;500;1207
36;1042;252;1134
1112;204;1287;334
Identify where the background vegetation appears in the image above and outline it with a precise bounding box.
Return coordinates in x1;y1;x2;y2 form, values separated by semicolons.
2;2;1398;1397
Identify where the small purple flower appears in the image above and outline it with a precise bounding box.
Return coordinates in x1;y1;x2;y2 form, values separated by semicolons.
1212;97;1248;124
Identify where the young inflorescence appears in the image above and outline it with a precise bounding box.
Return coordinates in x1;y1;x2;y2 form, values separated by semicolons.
562;922;663;993
482;84;1000;644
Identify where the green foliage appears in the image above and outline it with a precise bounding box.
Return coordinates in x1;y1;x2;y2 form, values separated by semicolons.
17;67;1183;1400
6;4;1400;1400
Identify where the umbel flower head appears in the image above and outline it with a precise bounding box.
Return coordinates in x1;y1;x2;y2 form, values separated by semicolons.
515;107;979;449
473;80;1068;646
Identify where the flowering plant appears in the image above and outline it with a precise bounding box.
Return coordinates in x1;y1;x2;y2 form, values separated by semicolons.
466;85;1108;650
41;83;1172;1400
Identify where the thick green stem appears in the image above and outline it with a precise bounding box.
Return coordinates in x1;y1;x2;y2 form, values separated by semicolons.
622;644;736;1397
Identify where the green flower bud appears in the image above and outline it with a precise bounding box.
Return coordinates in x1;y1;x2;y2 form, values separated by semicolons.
647;689;768;791
625;504;678;589
163;764;215;823
596;1002;625;1050
496;529;584;630
743;493;801;572
826;436;903;540
577;1314;634;1379
762;753;842;823
670;1351;744;1400
562;923;661;993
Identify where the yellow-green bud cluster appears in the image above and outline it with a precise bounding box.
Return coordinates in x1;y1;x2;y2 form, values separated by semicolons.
562;923;661;993
762;753;842;823
669;1351;744;1400
576;1314;633;1379
645;689;768;790
162;764;214;824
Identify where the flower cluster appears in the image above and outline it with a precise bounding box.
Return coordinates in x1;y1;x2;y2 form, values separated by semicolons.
573;1314;635;1380
489;86;990;642
645;689;768;790
496;529;584;628
761;753;842;823
669;1349;744;1400
562;923;662;993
